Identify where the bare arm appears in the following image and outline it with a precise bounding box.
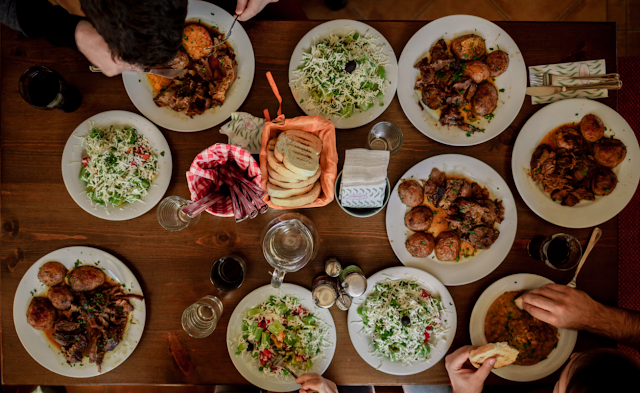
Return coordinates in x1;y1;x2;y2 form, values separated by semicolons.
522;284;640;350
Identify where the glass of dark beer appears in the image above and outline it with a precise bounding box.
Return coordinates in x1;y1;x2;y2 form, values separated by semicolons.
19;66;82;112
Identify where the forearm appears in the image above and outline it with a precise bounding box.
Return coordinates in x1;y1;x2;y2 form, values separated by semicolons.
586;303;640;350
16;0;83;49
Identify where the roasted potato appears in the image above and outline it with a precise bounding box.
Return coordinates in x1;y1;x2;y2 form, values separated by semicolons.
38;261;67;286
451;34;486;60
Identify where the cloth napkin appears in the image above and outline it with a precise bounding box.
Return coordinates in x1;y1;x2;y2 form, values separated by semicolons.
340;149;389;208
528;59;608;105
219;112;265;154
186;143;261;217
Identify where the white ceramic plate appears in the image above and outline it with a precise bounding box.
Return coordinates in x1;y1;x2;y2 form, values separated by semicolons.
226;284;337;392
512;98;640;228
122;0;255;132
13;246;146;378
347;266;456;375
61;110;172;221
288;19;398;129
397;15;527;146
469;273;577;382
386;154;517;286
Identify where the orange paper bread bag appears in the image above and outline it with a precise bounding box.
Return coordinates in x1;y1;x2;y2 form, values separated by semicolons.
259;115;338;209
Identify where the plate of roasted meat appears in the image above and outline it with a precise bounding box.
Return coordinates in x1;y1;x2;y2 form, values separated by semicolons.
122;0;255;132
397;15;526;146
512;98;640;228
13;247;145;377
386;154;517;286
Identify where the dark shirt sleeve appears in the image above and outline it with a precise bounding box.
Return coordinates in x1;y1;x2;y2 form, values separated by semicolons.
14;0;84;50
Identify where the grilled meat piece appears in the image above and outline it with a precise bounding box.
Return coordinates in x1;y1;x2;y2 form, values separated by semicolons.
405;206;434;232
55;319;81;332
555;127;583;151
399;180;424;207
593;138;627;168
423;168;447;205
430;39;456;71
61;334;88;364
27;297;57;330
438;179;464;214
406;232;436;258
422;86;446;110
468;226;500;249
451;34;486;60
485;50;509;77
580;114;605;142
472;82;498;117
435;231;461;261
38;261;67;287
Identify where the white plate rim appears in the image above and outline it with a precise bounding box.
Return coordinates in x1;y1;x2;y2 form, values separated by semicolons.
288;19;399;130
469;273;577;382
122;0;255;132
347;266;457;375
12;246;146;378
226;283;337;392
385;154;518;286
61;110;172;221
512;98;640;228
397;15;527;146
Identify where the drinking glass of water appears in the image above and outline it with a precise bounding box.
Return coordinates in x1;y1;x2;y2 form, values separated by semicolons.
181;295;223;338
262;213;319;288
157;196;201;231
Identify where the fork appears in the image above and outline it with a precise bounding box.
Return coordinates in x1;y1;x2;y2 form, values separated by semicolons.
567;227;602;289
272;355;299;379
204;15;239;51
530;71;620;86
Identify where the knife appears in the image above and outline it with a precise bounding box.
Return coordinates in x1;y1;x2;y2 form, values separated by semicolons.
89;64;187;79
526;81;622;97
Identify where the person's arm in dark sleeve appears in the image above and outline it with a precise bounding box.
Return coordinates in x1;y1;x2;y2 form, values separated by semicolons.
14;0;84;50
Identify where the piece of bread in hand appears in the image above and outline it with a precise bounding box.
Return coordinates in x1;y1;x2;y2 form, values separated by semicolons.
270;181;322;207
269;168;321;189
514;295;524;310
275;130;323;162
267;181;315;198
469;342;519;369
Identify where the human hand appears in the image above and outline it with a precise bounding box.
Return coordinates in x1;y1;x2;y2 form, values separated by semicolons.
295;373;338;393
235;0;279;21
74;21;141;77
521;283;602;330
445;345;495;393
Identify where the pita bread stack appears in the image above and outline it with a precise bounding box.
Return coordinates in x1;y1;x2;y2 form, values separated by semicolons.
266;130;323;207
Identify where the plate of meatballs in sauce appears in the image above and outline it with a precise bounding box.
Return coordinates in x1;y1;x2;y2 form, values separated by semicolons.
13;246;145;377
397;15;526;146
386;154;517;286
512;98;640;228
122;0;255;132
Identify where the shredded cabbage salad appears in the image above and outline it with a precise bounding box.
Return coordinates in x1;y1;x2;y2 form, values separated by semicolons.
78;125;159;207
290;30;390;119
357;278;449;365
235;295;330;379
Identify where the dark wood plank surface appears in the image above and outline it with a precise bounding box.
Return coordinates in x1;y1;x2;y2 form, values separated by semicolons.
1;20;618;386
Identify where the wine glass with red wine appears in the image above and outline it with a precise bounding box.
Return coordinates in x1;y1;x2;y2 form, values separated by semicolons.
19;66;81;112
528;233;583;271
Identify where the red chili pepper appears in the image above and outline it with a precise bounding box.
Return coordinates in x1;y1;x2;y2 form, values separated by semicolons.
81;157;89;167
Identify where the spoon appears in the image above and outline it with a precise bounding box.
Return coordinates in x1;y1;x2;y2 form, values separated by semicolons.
567;227;602;289
204;15;239;51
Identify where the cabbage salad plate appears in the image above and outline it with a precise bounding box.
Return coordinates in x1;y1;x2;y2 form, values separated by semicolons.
62;110;172;221
347;266;456;375
288;19;398;129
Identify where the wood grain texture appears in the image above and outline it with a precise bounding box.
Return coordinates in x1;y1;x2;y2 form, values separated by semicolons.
1;20;618;386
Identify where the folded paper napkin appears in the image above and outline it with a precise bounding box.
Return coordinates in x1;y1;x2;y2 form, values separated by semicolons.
340;149;389;208
219;112;265;154
529;59;608;105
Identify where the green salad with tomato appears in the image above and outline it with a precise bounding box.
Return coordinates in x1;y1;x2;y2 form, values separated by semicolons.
235;295;330;379
78;125;159;207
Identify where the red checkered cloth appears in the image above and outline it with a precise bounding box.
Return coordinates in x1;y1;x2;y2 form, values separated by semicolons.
186;143;262;217
618;57;640;358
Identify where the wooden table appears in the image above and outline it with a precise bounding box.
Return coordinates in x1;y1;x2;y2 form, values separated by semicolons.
1;20;619;387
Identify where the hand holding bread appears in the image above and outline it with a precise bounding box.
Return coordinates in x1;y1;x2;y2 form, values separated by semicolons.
266;130;323;207
469;342;519;369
